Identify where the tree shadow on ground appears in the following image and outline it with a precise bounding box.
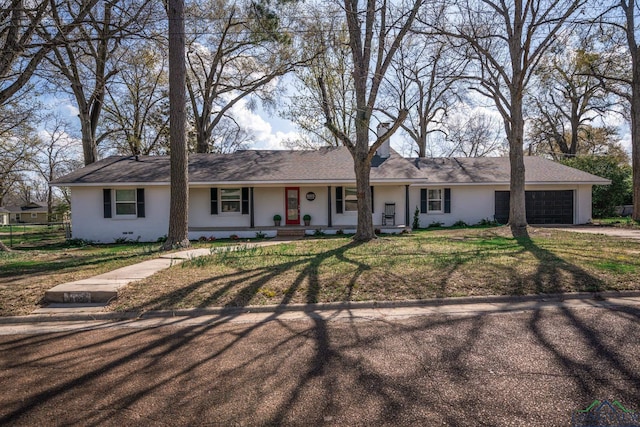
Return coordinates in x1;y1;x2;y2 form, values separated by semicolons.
514;237;606;294
120;241;369;313
2;301;639;426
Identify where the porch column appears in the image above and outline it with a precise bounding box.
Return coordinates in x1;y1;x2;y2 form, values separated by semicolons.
327;186;332;227
405;185;410;226
250;187;254;228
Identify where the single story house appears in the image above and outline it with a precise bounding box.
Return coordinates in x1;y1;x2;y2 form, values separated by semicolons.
51;141;610;243
0;202;61;224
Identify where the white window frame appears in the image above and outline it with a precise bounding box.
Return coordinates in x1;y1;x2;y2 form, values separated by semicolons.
115;189;137;217
427;188;443;213
344;187;358;212
220;188;241;214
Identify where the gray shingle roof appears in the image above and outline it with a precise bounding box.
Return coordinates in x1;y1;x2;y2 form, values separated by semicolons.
414;157;610;184
0;202;49;213
51;148;610;186
52;147;422;185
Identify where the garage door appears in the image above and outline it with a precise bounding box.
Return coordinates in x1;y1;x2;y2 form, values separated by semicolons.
494;190;574;225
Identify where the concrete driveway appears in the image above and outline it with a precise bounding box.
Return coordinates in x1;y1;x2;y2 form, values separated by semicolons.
552;225;640;240
1;304;639;426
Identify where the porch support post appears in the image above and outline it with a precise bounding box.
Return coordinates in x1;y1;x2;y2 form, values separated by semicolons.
405;185;410;226
250;187;254;228
327;186;332;227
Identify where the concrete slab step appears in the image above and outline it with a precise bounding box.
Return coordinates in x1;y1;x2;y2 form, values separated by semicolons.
276;228;306;238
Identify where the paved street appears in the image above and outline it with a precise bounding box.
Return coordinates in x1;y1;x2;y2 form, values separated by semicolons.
1;304;639;426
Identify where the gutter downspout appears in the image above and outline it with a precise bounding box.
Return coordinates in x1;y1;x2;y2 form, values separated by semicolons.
328;186;332;227
405;185;410;227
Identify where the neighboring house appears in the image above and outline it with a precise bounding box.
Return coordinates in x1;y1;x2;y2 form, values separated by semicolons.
51;141;610;243
0;202;57;224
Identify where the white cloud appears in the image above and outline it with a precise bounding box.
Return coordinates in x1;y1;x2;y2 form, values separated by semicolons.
228;98;301;150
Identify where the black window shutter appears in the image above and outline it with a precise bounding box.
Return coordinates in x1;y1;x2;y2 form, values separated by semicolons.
103;189;112;218
241;187;250;214
136;188;145;218
370;186;374;213
420;189;427;214
444;188;451;213
210;188;218;215
336;186;343;214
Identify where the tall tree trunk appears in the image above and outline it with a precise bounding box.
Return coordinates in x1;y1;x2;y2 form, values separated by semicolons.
508;94;529;238
353;143;374;241
80;114;98;165
632;64;640;222
163;0;190;250
623;0;640;222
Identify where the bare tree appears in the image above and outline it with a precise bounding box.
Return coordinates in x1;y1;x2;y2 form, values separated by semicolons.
0;0;100;106
163;0;190;250
441;110;506;157
102;43;170;155
282;8;357;148
31;115;80;219
381;6;469;158
528;30;615;158
320;0;421;241
45;0;153;165
429;0;587;237
0;100;38;251
186;0;310;153
604;0;640;221
0;100;38;207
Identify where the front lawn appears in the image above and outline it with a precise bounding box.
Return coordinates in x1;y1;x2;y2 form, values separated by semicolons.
0;234;262;316
112;227;640;312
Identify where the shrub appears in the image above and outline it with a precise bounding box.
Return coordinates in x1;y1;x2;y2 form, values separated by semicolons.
255;231;267;239
452;220;468;227
313;228;325;236
336;229;344;235
428;221;443;228
412;206;420;230
477;218;498;227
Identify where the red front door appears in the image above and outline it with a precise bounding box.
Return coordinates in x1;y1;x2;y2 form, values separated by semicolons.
285;187;300;225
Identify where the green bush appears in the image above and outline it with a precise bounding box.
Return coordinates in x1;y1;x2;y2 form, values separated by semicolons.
412;206;420;230
560;155;632;218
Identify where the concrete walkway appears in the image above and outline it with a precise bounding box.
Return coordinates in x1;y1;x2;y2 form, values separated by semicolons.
43;240;292;305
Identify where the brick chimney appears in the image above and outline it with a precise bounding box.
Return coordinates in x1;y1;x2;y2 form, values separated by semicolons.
376;122;391;158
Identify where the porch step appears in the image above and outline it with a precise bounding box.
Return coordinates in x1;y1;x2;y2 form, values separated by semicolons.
276;228;306;238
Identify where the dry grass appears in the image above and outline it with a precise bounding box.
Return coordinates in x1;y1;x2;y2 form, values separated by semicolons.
112;227;640;313
0;241;161;316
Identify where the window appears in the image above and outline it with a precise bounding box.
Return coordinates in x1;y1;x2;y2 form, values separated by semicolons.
221;188;241;213
31;213;38;219
428;189;443;213
104;188;144;218
344;187;358;211
115;189;137;215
